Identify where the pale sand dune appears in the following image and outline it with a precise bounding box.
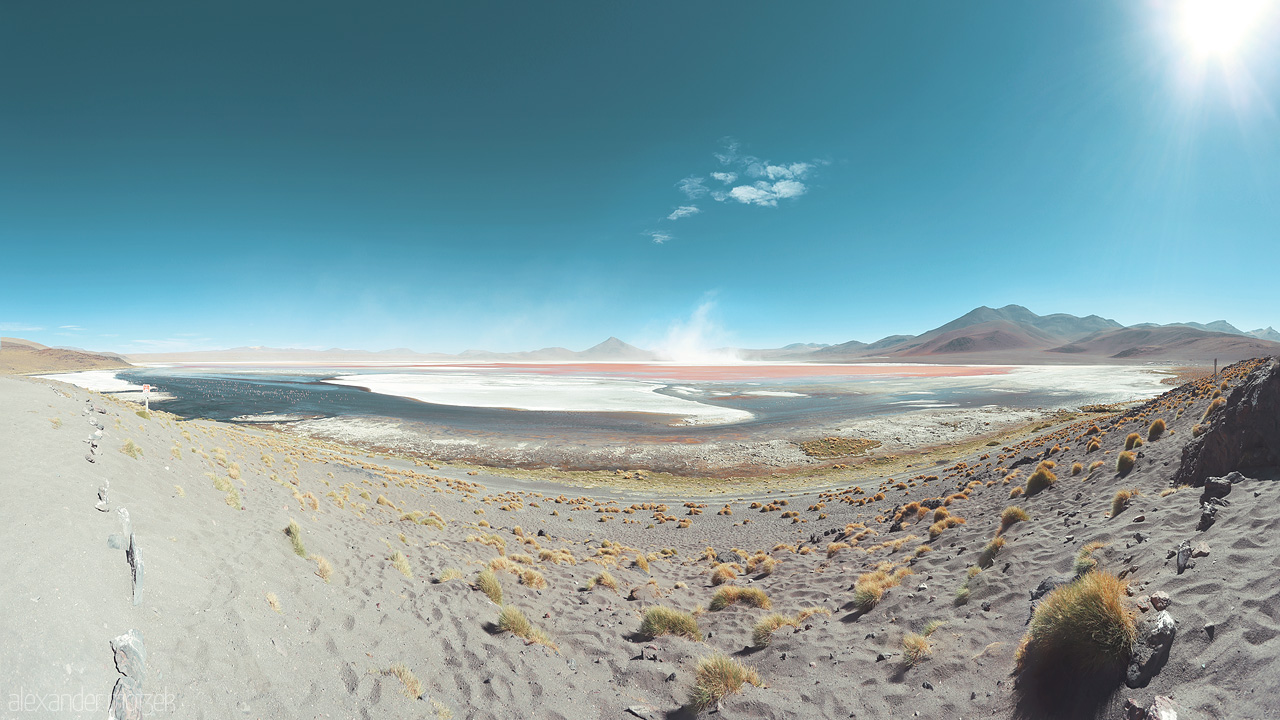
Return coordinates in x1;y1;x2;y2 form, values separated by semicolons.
4;359;1279;719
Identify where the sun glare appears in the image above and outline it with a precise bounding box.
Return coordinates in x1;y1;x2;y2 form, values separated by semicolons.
1180;0;1270;59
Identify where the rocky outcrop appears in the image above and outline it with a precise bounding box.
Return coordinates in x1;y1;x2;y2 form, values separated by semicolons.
1173;358;1280;486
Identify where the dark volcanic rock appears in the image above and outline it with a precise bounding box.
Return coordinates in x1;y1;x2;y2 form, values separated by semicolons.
1174;358;1280;486
1127;610;1176;688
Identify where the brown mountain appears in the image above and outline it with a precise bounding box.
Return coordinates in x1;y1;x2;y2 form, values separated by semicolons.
0;337;131;375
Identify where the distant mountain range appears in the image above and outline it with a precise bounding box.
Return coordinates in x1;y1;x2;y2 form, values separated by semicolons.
1;337;131;374
52;305;1280;367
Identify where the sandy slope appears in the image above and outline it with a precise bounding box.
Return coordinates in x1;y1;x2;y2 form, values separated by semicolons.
3;359;1278;719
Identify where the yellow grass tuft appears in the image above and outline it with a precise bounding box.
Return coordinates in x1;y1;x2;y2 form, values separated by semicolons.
496;605;556;649
902;632;932;667
1202;396;1226;421
1116;450;1136;475
852;562;911;612
437;567;464;583
977;536;1005;569
1111;488;1139;518
476;569;503;604
284;519;307;558
690;653;761;711
1074;540;1107;576
1124;433;1143;450
390;550;412;578
120;439;143;459
709;586;771;611
520;568;547;589
999;506;1029;534
383;663;423;699
314;555;333;583
639;606;702;641
1015;571;1136;675
710;563;739;585
1147;419;1166;441
266;592;281;612
751;607;830;647
587;571;618;591
1026;462;1057;495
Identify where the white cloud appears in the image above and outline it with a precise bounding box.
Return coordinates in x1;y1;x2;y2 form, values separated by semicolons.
710;172;737;184
667;205;700;221
764;163;812;180
727;180;808;207
676;176;708;199
647;230;673;244
0;322;43;332
714;139;741;165
59;325;82;331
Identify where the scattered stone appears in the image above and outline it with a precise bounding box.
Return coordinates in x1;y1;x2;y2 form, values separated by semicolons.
1133;532;1150;544
1132;515;1146;523
126;534;144;606
1176;541;1192;574
1148;696;1179;720
1197;502;1218;531
110;630;147;681
1191;542;1210;558
107;534;127;550
981;601;992;612
109;676;142;720
97;483;111;512
1150;591;1171;611
876;652;892;662
1126;610;1176;688
922;681;933;690
86;453;96;464
626;706;656;720
1202;476;1232;500
1203;622;1216;639
1124;698;1149;720
665;672;676;682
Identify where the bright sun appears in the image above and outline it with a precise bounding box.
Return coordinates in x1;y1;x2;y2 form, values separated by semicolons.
1180;0;1270;59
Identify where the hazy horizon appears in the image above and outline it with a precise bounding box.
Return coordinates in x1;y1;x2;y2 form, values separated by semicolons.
3;2;1278;354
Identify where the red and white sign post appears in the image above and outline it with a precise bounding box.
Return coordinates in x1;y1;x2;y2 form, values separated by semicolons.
143;384;151;411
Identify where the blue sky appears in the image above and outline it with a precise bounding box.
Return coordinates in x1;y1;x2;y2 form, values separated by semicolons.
2;1;1278;354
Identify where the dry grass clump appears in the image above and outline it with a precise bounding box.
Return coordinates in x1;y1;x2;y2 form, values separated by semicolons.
519;568;547;589
709;586;772;611
539;548;576;565
1147;419;1166;441
826;541;851;558
1014;571;1136;675
1202;396;1226;421
587;570;619;592
690;653;761;711
488;556;520;575
751;607;832;647
977;536;1005;569
1124;432;1143;450
1110;488;1139;517
640;606;702;641
284;519;307;558
1074;540;1107;576
1026;462;1057;495
1116;450;1136;475
314;556;333;583
437;568;464;583
266;592;281;612
476;569;503;604
120;439;143;459
710;563;739;585
496;606;556;649
852;562;912;612
1009;485;1025;499
902;633;932;667
383;663;424;699
1070;462;1083;476
1088;460;1105;472
999;506;1029;535
1159;486;1182;498
390;550;412;578
928;516;966;539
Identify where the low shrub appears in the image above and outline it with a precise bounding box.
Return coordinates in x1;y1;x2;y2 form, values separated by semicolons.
1015;572;1135;675
639;606;702;641
709;586;771;611
690;653;761;711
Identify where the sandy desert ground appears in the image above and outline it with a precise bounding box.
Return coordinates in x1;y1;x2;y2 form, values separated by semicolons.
3;357;1279;719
